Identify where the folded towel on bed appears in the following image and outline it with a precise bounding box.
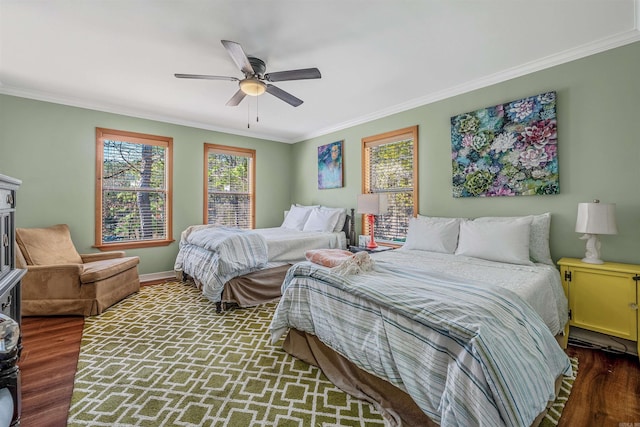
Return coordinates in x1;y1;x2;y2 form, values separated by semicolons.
305;249;354;267
305;249;374;275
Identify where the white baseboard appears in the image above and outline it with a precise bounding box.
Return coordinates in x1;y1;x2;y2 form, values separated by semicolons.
139;270;177;283
569;326;637;356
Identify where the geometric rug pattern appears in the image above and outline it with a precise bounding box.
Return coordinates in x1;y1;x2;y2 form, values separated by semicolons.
67;281;577;427
67;282;385;426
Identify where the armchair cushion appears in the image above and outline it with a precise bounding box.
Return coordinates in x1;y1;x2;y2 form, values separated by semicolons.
16;224;82;265
81;257;140;283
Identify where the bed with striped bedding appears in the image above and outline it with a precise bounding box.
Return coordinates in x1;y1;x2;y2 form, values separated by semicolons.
174;226;269;304
270;251;572;427
174;224;348;307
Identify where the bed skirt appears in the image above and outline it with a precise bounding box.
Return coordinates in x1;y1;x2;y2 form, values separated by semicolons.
219;264;291;310
283;328;562;427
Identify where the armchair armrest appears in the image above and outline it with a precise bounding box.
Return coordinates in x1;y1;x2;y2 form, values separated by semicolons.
80;251;126;263
21;264;84;300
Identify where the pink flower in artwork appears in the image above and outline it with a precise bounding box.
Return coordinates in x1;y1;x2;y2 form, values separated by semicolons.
462;134;474;148
519;148;548;169
522;120;557;148
493;187;516;196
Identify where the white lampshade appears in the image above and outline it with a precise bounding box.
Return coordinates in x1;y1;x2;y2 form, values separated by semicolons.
357;194;389;215
575;201;617;235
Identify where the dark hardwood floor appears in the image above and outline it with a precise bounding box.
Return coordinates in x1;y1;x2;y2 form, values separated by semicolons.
19;316;84;427
18;316;640;427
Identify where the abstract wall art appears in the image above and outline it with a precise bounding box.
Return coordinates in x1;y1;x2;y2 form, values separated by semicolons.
318;140;343;189
450;91;558;197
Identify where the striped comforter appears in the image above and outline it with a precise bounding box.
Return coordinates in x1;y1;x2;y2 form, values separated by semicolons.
270;260;572;427
174;226;268;303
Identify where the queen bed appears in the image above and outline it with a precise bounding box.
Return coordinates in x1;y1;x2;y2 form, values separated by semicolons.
174;205;355;312
269;214;573;426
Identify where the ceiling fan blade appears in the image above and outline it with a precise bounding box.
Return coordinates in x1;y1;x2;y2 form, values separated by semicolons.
221;40;255;76
174;73;239;81
226;89;247;107
265;68;321;82
266;84;303;107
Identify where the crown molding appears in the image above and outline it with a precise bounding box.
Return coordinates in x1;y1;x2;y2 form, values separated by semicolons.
298;30;640;142
0;86;290;143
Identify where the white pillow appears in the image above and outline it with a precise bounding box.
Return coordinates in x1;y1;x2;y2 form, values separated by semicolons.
303;208;342;232
455;218;533;265
403;217;460;254
319;206;347;232
282;205;316;230
474;213;552;265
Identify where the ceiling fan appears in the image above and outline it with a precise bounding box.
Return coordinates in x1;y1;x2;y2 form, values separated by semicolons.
175;40;321;107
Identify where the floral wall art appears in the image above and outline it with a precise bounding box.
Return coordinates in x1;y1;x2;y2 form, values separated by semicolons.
450;91;558;197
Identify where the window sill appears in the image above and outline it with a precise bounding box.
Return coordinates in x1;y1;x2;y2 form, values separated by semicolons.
94;239;175;251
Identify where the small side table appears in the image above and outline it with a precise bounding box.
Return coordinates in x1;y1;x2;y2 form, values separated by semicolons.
557;257;639;359
349;245;394;254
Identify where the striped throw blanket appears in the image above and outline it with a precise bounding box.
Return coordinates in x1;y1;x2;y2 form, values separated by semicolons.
174;226;268;303
270;261;572;427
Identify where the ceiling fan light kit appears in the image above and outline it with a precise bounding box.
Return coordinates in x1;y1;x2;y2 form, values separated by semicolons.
175;40;321;108
239;79;266;96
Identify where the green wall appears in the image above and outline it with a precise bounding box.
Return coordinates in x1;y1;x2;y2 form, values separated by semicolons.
291;41;640;265
0;96;292;275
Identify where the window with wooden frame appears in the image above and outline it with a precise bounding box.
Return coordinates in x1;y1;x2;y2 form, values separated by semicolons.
95;128;173;250
362;125;418;244
204;144;255;229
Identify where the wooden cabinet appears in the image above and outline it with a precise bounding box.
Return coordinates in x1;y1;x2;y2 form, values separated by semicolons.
0;174;23;426
558;257;639;358
0;174;23;325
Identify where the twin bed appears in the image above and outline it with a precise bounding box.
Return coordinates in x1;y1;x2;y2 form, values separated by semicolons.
174;205;354;311
176;208;571;426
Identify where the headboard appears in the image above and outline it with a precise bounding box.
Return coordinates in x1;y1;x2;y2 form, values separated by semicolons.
342;208;356;247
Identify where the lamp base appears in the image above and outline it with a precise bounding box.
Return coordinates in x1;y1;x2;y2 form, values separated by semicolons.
367;214;378;249
579;233;604;265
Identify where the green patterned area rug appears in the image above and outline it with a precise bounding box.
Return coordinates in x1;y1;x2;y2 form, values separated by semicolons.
67;282;577;426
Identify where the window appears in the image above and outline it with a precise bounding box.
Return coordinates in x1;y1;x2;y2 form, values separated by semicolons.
204;144;255;229
95;128;173;249
362;126;418;244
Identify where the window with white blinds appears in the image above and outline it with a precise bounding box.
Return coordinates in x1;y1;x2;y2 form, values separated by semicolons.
95;128;173;249
362;126;418;244
204;144;255;229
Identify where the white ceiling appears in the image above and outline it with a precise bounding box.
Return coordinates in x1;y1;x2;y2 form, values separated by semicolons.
1;1;639;143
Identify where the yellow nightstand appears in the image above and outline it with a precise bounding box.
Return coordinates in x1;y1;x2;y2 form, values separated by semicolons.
557;257;640;358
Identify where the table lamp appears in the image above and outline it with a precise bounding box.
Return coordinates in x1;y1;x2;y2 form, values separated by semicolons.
357;194;388;249
575;200;617;264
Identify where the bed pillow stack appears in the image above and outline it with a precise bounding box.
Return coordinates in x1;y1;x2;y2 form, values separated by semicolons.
402;212;553;265
282;204;347;233
281;204;318;230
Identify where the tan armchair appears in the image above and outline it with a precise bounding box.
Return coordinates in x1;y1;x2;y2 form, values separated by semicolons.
15;224;140;316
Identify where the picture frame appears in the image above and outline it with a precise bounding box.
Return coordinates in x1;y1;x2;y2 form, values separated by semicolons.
450;91;558;197
318;140;343;189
